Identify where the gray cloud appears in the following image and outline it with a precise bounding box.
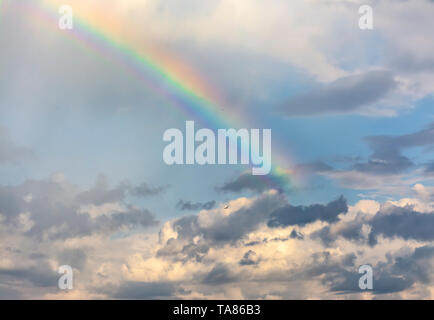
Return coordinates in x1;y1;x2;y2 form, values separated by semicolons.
76;175;167;206
217;171;289;194
290;229;304;240
202;264;237;285
112;282;176;299
76;174;128;206
57;249;87;270
368;205;434;246
328;269;414;295
0;285;23;299
390;54;434;74
173;192;286;244
0;265;58;289
129;183;168;198
350;122;434;175
329;246;434;295
0;175;158;240
176;200;216;211
239;250;260;266
267;196;348;228
279;70;397;117
312;203;434;247
94;206;158;234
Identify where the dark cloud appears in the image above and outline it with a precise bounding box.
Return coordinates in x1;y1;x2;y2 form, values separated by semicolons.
202;264;237;284
267;196;348;228
0;175;158;240
328;269;414;295
129;183;168;197
217;171;289;193
312;203;434;246
0;265;58;288
112;282;176;299
290;229;304;240
368;205;434;246
239;250;260;266
95;206;158;233
352;122;434;175
330;246;434;294
176;200;216;211
173;192;286;244
279;70;397;117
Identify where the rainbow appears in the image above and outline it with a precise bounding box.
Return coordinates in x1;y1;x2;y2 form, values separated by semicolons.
6;0;294;190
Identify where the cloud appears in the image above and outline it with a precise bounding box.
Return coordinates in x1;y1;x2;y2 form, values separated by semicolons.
3;189;434;299
176;200;216;211
0;264;58;288
112;282;176;299
329;245;434;294
172;191;286;244
367;204;434;245
321;123;434;194
76;174;128;206
202;264;237;285
239;250;260;266
217;171;290;194
311;198;434;247
76;175;167;206
267;196;348;228
57;249;87;270
129;183;168;198
0;175;159;240
279;71;398;117
356;122;434;174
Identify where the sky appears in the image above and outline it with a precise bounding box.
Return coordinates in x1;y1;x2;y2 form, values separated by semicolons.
1;0;434;299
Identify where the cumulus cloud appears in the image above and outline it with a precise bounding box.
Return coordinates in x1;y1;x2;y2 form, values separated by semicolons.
0;174;159;240
367;204;434;245
329;245;434;295
268;196;348;228
2;0;434;300
3;186;434;299
172;191;286;244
